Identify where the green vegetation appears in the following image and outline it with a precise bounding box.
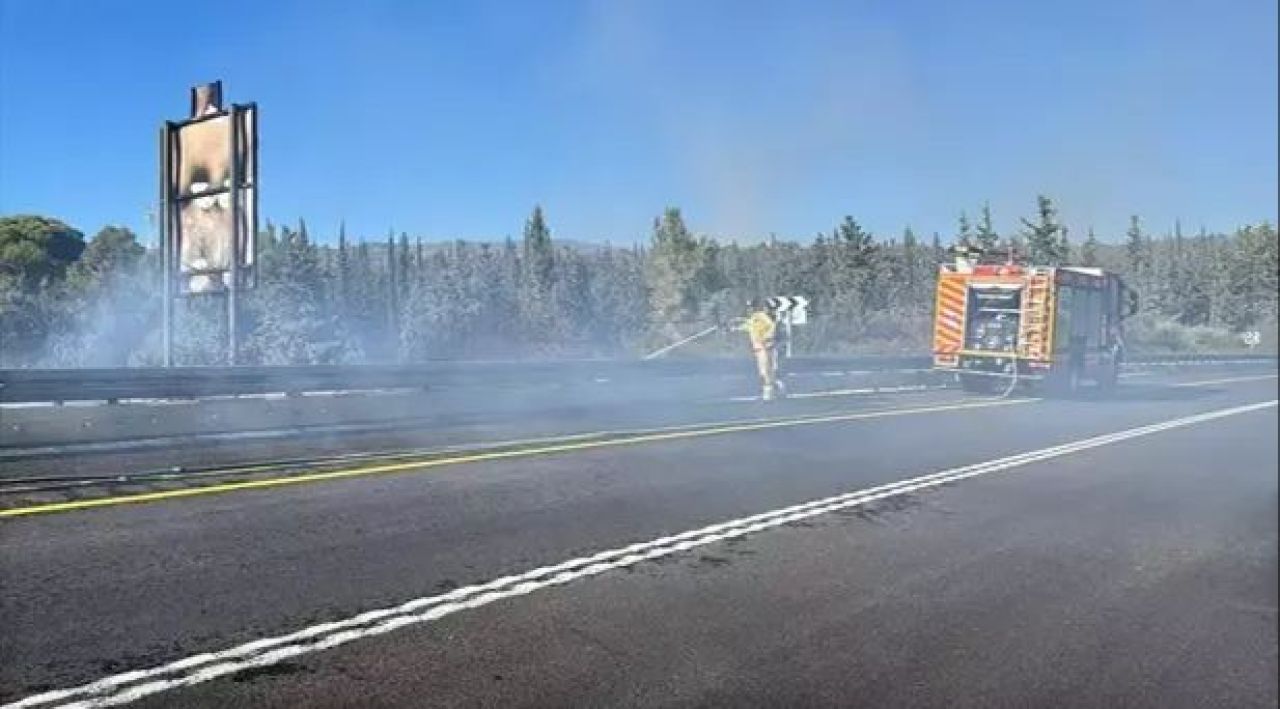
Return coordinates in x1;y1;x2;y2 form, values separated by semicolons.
1;196;1276;366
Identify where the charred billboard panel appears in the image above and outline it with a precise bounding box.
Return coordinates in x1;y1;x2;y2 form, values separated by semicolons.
169;105;256;294
175;113;232;199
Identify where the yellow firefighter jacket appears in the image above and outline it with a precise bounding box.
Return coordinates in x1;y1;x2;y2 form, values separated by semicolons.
746;311;776;351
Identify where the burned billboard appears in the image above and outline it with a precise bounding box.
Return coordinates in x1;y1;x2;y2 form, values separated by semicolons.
166;103;256;294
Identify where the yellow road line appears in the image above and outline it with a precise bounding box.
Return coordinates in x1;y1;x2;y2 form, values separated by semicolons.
0;398;1033;519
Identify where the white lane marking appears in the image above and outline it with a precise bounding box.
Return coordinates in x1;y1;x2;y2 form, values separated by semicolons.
792;369;936;379
9;399;1276;709
790;385;949;400
1132;358;1276;366
1171;374;1278;388
1136;358;1274;363
727;384;949;403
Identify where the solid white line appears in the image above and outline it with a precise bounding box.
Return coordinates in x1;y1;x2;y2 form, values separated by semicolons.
8;399;1276;709
1132;359;1276;366
727;384;949;403
1170;374;1278;388
790;385;948;400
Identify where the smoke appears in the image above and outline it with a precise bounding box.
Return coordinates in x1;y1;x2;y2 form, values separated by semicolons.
559;0;1277;241
565;1;924;241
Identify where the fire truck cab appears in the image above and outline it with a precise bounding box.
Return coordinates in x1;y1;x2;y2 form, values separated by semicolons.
932;248;1139;394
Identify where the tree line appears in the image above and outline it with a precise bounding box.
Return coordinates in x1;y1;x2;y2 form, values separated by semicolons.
1;195;1275;367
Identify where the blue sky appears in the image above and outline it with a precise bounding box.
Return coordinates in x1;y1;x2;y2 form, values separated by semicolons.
1;0;1275;246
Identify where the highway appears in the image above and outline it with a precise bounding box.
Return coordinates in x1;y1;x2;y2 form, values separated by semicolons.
1;369;1276;708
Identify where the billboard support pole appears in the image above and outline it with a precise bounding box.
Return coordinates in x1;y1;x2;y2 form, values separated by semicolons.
248;103;259;290
159;124;174;367
227;105;242;366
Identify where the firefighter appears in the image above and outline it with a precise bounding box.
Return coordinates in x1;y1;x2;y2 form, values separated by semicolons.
745;298;783;401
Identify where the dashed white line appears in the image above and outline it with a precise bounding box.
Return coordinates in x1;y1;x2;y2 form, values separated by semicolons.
8;398;1275;709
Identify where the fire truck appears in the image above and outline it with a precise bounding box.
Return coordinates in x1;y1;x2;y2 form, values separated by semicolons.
932;248;1139;394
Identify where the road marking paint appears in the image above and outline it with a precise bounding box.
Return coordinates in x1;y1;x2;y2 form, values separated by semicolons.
727;384;949;403
1;395;995;491
9;399;1273;709
790;384;949;399
1132;358;1276;366
1170;373;1278;388
0;398;1031;519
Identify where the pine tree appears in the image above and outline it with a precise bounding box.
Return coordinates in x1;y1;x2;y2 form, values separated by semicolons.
829;216;878;311
1124;215;1148;276
901;226;935;308
588;246;648;353
347;240;391;361
646;207;713;335
957;211;974;247
975;202;999;252
1239;222;1279;326
385;230;400;355
519;205;557;342
551;246;590;349
902;226;919;297
245;220;350;364
1019;195;1068;265
1081;227;1100;267
336;221;350;307
397;232;412;304
498;237;522;342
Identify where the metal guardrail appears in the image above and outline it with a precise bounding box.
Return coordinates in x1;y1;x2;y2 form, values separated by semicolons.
0;353;1272;404
0;356;927;404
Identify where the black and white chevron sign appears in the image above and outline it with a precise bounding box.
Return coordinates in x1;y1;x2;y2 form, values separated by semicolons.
766;296;809;324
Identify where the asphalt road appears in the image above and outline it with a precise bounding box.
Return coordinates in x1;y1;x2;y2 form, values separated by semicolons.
1;370;1276;708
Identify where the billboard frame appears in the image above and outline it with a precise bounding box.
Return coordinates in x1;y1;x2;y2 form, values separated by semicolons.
159;85;258;366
